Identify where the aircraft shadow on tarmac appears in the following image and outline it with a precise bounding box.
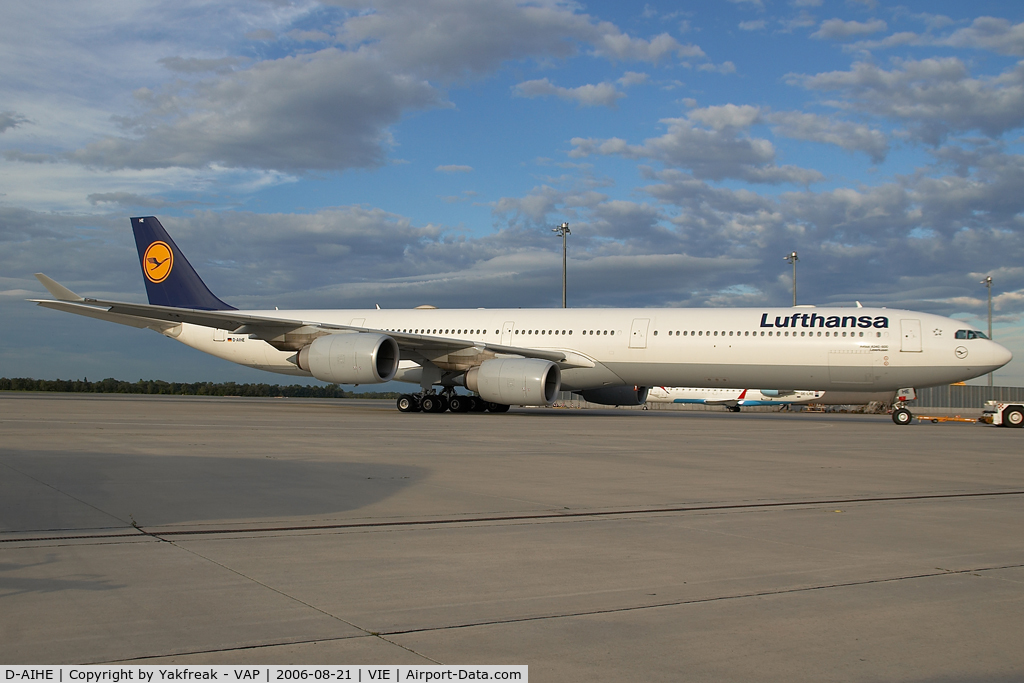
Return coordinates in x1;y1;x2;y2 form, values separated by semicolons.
0;451;426;529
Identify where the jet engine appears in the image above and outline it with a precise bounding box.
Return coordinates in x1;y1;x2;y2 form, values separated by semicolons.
464;358;560;406
759;389;795;397
296;333;399;384
577;385;649;406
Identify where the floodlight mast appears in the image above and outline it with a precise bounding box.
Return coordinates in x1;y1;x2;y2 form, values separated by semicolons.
982;275;993;386
552;222;570;308
784;251;799;306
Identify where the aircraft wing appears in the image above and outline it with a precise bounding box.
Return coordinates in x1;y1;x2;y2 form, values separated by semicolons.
32;274;574;366
703;398;740;406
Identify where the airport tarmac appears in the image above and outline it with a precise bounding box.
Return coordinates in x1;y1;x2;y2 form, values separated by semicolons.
1;393;1023;681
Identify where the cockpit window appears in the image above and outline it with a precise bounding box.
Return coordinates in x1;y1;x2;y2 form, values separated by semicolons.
955;330;989;340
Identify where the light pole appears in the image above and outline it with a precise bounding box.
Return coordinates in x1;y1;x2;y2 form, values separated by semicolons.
552;222;570;308
982;275;993;386
784;251;799;306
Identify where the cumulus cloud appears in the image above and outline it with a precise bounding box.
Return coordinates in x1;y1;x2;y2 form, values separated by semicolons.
513;78;624;107
790;58;1024;144
331;0;704;80
56;0;711;174
158;56;243;74
766;111;889;162
569;105;823;185
0;111;29;133
68;49;445;172
86;192;181;208
617;71;650;86
435;165;473;173
941;17;1024;56
812;18;887;41
697;61;737;75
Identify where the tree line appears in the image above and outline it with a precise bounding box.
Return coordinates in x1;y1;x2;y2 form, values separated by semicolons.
0;377;400;399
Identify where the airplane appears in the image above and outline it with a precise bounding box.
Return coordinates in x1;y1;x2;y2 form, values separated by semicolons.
646;387;823;411
645;387;916;412
30;216;1012;424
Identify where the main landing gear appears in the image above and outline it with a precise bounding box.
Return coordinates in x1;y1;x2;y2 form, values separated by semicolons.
396;390;510;414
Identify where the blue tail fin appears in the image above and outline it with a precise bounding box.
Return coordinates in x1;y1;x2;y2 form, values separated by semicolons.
131;216;235;310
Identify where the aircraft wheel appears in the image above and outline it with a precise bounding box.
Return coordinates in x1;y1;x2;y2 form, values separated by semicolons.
421;395;449;413
487;402;510;413
396;395;419;413
728;406;741;413
470;396;488;412
892;407;913;425
448;395;472;413
1004;407;1023;428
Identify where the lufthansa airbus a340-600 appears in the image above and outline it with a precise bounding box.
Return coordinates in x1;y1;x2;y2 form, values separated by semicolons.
32;216;1011;424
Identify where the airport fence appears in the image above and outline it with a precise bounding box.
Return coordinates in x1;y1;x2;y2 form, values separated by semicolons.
555;385;1024;411
908;384;1024;409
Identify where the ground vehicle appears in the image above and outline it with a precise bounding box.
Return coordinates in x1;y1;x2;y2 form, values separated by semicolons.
979;401;1024;428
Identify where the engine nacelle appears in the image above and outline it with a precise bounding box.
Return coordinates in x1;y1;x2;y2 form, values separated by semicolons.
577;385;649;406
297;333;399;384
760;389;795;397
464;358;560;406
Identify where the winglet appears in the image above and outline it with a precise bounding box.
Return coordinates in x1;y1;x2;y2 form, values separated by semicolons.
35;273;84;302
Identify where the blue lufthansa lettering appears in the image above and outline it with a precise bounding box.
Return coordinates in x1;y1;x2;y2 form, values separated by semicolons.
760;313;889;329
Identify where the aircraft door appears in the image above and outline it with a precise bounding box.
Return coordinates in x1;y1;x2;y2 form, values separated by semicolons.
900;319;922;352
501;321;515;346
213;328;226;342
630;318;650;349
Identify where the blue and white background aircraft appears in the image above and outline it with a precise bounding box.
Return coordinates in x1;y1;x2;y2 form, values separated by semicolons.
32;217;1012;418
645;387;917;411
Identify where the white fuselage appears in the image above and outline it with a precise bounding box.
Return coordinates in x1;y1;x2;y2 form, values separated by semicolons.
165;306;1011;392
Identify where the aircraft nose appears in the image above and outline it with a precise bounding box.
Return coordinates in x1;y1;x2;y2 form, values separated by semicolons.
992;342;1013;368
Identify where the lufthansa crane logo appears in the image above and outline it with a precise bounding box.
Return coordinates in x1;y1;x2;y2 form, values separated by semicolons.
143;241;173;283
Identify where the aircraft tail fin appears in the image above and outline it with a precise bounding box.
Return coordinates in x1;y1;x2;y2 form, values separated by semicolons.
130;216;235;311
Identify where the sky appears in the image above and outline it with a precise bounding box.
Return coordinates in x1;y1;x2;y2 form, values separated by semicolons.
2;0;1024;387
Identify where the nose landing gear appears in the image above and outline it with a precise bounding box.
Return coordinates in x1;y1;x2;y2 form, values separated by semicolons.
892;407;913;425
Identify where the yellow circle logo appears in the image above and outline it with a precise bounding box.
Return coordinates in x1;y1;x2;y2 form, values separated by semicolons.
143;241;173;283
